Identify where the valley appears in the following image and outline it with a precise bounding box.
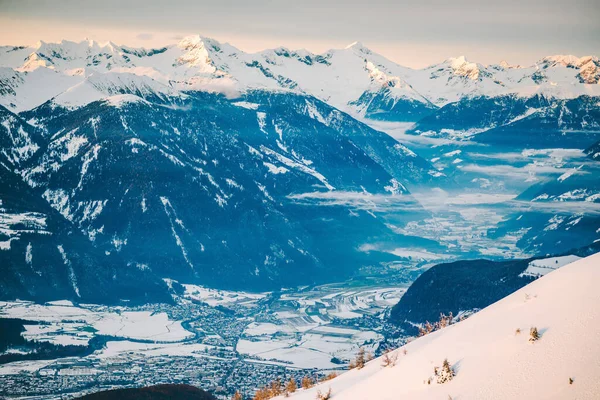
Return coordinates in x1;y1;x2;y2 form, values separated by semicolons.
0;284;406;399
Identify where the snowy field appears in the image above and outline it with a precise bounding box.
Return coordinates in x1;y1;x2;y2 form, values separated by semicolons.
181;284;268;307
0;284;404;377
519;255;582;278
238;325;379;369
0;300;193;345
236;286;405;369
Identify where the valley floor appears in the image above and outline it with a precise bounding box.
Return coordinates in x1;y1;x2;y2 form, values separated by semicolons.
0;283;406;399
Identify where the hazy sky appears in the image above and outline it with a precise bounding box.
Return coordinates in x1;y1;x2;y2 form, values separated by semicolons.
0;0;598;68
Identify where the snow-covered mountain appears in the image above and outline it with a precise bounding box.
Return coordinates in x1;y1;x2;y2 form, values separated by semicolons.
0;35;598;299
0;109;169;303
279;252;600;400
0;83;444;298
1;36;599;119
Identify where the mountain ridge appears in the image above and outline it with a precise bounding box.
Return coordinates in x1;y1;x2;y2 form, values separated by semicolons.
1;36;598;117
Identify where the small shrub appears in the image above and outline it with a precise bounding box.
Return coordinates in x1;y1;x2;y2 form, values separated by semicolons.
515;328;521;335
418;321;435;337
569;377;574;385
321;372;338;382
529;327;540;342
419;313;454;337
381;349;398;367
316;388;332;400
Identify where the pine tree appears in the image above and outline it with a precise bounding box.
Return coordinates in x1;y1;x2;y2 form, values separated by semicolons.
436;359;455;384
285;377;297;394
269;379;282;397
355;347;366;369
301;375;314;389
253;387;270;400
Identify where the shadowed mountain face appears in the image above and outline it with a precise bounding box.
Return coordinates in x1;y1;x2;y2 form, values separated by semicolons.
389;258;533;330
0;88;443;300
411;94;600;149
389;241;600;332
75;384;216;400
0;110;170;304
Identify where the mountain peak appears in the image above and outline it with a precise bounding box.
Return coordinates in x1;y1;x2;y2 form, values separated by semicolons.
442;56;482;80
447;55;469;66
177;34;206;50
175;35;220;73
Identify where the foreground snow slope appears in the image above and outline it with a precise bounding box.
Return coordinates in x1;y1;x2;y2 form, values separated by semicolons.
283;252;600;400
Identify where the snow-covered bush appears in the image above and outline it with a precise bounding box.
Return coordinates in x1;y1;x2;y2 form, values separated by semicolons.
381;349;398;367
435;359;455;384
529;327;540;342
316;388;332;400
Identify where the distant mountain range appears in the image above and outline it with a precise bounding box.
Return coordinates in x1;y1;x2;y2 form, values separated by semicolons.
0;36;599;303
1;36;598;117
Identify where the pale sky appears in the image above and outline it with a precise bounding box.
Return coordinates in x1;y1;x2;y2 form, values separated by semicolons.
0;0;598;68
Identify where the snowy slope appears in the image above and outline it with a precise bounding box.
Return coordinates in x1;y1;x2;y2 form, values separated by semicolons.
281;252;600;400
1;37;598;117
